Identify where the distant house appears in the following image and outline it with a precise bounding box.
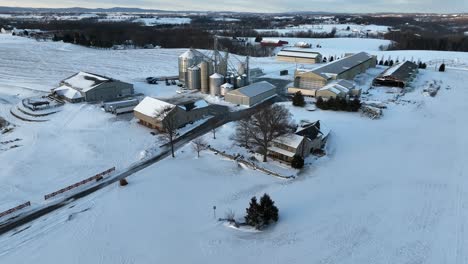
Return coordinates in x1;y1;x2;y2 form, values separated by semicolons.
290;52;376;93
224;81;277;107
268;121;330;163
373;61;418;88
52;72;133;103
134;97;211;131
276;47;323;64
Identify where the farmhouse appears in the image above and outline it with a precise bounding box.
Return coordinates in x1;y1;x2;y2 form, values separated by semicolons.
269;121;329;163
373;61;418;88
134;97;211;131
52;72;133;103
289;52;376;94
276;47;323;64
224;81;277;107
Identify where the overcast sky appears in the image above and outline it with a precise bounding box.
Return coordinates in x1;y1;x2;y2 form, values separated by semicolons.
1;0;467;13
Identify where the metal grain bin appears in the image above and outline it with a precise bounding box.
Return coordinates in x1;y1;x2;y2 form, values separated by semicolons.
178;49;203;83
220;83;234;96
199;61;210;94
187;66;201;90
209;73;224;96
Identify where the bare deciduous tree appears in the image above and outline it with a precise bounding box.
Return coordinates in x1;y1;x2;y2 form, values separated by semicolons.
235;104;294;162
160;106;178;158
192;137;208;158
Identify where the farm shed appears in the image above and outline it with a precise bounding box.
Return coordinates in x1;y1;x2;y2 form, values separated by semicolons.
373;61;418;88
224;81;277;107
53;72;133;103
134;97;211;131
276;48;323;64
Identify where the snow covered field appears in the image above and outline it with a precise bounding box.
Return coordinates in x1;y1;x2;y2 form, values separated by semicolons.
256;23;390;36
1;33;468;263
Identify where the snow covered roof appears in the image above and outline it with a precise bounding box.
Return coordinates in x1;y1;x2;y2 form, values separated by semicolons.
179;49;204;59
311;52;374;79
134;97;176;121
62;72;110;92
210;73;224;79
377;61;418;81
228;81;276;98
53;85;83;100
221;83;234;88
273;134;305;149
277;50;321;59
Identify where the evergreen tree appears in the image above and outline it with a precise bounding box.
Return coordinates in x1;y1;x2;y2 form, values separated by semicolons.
379;59;384;65
329;56;334;62
254;35;263;42
350;98;362;112
322;57;328;63
291;155;305;169
418;61;423;68
245;197;261;227
384;60;389;66
389;60;394;66
422;63;427;69
316;97;324;109
439;63;446;72
292;91;305;107
259;194;279;224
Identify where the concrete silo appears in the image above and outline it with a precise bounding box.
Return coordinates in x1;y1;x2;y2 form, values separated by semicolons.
187;66;201;90
209;73;224;96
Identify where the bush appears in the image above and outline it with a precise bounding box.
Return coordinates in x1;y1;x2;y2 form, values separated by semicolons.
245;194;279;229
291;155;304;169
316;96;361;112
119;178;128;186
292;91;305;107
439;63;446;72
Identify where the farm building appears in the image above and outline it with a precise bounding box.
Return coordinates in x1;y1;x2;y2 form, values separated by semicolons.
276;48;323;64
52;72;133;103
224;81;277;107
260;39;289;47
134;97;211;131
290;52;376;92
316;80;361;99
269;121;329;163
372;61;418;88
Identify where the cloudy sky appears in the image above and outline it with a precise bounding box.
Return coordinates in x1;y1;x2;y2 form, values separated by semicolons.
1;0;467;13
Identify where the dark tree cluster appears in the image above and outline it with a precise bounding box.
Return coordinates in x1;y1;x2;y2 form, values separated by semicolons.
291;155;304;169
316;97;361;112
245;194;279;229
292;91;305;107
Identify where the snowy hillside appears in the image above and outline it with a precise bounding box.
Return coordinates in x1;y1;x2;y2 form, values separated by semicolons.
1;33;468;263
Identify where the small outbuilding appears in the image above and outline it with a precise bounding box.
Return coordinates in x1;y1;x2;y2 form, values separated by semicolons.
224;81;277;107
373;61;418;88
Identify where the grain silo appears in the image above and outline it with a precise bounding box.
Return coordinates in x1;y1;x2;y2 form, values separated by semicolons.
220;83;234;96
199;61;209;94
178;49;204;83
237;62;246;75
209;73;224;96
187;66;201;90
236;75;244;88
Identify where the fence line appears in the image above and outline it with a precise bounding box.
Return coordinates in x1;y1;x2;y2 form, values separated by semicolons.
0;201;31;219
44;167;115;200
207;147;293;179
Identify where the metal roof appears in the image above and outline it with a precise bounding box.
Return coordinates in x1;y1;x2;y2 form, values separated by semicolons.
377;61;418;81
277;50;321;59
228;81;276;98
311;52;374;79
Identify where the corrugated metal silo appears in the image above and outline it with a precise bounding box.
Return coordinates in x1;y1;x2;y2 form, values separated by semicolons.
236;75;244;88
199;61;209;94
209;73;224;96
220;83;234;96
178;49;203;83
187;66;201;90
237;62;246;75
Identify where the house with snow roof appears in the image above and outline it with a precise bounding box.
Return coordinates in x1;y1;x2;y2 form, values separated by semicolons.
52;72;133;103
268;121;330;164
134;96;211;131
316;79;361;99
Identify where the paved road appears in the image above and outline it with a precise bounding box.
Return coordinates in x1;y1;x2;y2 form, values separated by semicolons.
0;98;275;236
